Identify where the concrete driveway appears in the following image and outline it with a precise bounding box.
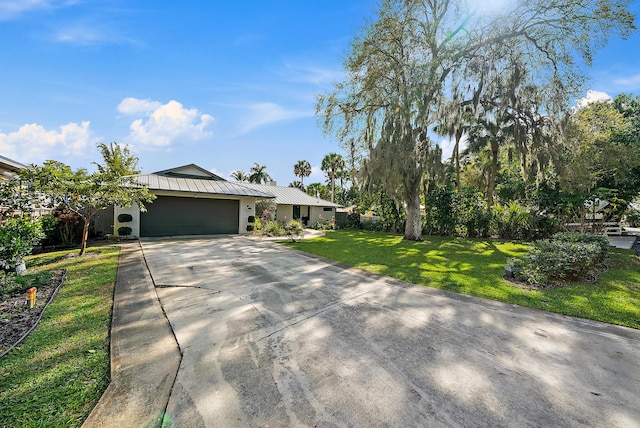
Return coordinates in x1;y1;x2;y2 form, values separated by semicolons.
139;236;640;427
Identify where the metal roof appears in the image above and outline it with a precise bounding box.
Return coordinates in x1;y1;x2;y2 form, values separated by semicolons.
0;155;26;173
131;173;275;198
239;183;341;207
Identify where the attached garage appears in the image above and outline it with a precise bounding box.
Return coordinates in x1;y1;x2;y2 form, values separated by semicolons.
140;196;239;237
114;164;275;238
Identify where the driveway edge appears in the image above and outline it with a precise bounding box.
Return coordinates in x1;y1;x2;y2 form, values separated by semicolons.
283;244;640;342
83;242;181;428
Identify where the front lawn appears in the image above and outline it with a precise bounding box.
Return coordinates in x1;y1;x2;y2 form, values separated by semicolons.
0;247;119;428
284;231;640;329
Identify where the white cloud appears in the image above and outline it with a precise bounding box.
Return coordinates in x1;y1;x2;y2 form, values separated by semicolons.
613;74;640;90
280;63;344;86
238;102;311;135
53;23;139;46
576;90;612;109
118;98;214;147
0;0;76;21
117;97;162;115
308;165;324;181
0;120;97;163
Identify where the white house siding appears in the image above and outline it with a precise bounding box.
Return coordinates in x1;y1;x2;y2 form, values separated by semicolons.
276;204;294;222
114;204;141;238
310;206;335;224
239;197;255;234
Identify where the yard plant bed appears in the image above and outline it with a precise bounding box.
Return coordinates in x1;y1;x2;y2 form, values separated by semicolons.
0;270;65;355
0;247;119;428
284;231;640;329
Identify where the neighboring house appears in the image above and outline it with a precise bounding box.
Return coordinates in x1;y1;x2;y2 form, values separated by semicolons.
0;155;25;179
240;182;341;225
0;155;51;218
113;164;275;238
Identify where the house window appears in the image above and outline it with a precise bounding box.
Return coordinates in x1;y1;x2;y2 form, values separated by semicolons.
323;207;333;212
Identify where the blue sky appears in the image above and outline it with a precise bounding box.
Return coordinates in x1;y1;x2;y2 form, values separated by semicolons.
1;0;639;186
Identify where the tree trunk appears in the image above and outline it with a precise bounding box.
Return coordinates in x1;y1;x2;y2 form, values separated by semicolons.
404;190;422;241
454;128;462;190
79;216;89;256
330;171;336;203
487;142;499;207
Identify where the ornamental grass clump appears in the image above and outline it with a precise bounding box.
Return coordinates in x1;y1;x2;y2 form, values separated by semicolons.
511;232;608;286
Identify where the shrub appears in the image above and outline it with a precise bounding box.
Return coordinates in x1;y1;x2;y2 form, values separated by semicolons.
247;215;255;223
552;232;609;263
361;220;385;232
344;211;361;229
513;233;606;285
284;219;303;235
0;217;45;270
0;271;19;296
491;202;532;240
117;226;133;237
625;206;640;227
117;213;133;223
246;224;254;232
424;187;491;238
262;221;284;236
39;214;59;246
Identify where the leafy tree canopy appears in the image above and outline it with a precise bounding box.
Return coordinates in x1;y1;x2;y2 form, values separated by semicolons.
318;0;635;240
23;144;155;255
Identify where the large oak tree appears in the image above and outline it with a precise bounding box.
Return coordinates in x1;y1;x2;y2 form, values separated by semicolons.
317;0;635;240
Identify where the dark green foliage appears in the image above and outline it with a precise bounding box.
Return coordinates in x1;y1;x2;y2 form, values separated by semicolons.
0;271;20;296
553;232;609;263
361;220;386;232
424;187;491;238
39;208;84;247
0;217;45;269
514;232;609;285
344;211;361;229
247;215;255;223
117;226;132;237
117;213;133;223
40;214;59;245
491;202;532;241
246;224;254;232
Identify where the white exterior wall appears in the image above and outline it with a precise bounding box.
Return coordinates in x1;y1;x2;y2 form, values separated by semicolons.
114;204;141;238
239;197;256;234
309;206;335;224
275;204;294;221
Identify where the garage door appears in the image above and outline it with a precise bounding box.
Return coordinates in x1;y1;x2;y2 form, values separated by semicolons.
140;196;239;237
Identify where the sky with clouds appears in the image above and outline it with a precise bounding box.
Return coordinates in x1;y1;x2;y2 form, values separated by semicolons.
1;0;639;186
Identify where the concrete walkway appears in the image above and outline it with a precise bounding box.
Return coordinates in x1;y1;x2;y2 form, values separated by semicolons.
83;242;181;427
87;236;640;427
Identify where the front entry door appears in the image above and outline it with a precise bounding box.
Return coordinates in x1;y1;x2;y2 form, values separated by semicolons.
293;205;301;220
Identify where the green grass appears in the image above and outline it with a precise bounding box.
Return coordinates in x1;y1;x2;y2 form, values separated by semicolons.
284;231;640;329
0;247;119;428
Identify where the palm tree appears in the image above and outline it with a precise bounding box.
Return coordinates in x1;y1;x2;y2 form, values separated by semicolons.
321;153;345;203
289;181;305;191
306;182;329;200
248;163;272;184
293;160;312;186
230;170;249;182
467;112;514;206
434;102;475;190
